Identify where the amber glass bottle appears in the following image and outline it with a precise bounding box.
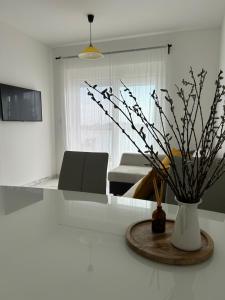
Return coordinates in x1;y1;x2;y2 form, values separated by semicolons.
152;205;166;233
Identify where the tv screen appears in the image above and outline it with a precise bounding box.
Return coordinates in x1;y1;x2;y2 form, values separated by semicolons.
0;84;42;121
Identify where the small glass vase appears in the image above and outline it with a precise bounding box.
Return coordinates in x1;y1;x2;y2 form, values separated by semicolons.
152;205;166;233
171;198;202;251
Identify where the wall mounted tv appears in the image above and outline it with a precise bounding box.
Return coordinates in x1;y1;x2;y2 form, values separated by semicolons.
0;84;42;121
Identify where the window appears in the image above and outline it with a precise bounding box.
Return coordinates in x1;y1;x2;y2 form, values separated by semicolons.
62;48;167;168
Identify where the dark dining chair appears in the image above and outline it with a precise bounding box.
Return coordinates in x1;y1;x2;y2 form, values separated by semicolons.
58;151;109;194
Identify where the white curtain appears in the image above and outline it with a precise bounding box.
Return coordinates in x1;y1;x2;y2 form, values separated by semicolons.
62;48;167;168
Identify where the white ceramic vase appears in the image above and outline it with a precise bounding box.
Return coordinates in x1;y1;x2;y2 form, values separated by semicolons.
171;198;202;251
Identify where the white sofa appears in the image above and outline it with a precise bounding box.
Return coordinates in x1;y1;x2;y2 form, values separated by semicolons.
108;153;164;195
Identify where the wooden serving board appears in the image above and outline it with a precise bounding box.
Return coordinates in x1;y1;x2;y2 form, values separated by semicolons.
126;219;214;265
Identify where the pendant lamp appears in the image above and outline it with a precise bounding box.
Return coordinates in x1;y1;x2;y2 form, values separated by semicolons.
79;14;104;59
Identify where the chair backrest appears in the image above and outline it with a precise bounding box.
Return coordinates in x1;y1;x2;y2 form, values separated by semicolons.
58;151;109;194
165;157;225;213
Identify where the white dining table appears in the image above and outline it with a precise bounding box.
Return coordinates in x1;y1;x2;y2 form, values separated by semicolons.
0;186;224;300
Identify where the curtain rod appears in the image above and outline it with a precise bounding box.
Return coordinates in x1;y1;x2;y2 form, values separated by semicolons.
55;43;172;60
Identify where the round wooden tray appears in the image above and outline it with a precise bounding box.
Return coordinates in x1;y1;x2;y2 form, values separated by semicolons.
126;219;214;265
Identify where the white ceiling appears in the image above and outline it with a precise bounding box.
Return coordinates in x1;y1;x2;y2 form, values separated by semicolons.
0;0;224;47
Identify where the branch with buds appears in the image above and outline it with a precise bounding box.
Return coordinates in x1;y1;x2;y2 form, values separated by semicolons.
85;68;225;203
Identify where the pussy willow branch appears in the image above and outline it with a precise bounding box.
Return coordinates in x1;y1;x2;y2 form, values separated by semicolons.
180;70;209;198
163;86;193;196
174;84;198;197
120;82;183;194
120;81;175;149
85;82;182;197
150;90;185;196
85;68;225;203
196;75;225;191
86;87;181;197
182;70;207;191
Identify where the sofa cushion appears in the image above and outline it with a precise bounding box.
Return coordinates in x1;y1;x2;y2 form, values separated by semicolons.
132;148;181;200
133;169;158;200
120;153;152;166
108;165;152;184
120;153;165;166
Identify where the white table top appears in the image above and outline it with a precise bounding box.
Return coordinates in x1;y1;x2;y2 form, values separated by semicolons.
0;186;224;300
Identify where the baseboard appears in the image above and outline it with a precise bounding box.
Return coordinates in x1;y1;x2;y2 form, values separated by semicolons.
23;175;58;187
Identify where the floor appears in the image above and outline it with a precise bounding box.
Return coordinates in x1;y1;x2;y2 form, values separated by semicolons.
26;177;59;189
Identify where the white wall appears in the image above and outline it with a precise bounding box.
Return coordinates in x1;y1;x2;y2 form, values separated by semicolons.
0;22;56;185
220;16;225;71
53;28;220;171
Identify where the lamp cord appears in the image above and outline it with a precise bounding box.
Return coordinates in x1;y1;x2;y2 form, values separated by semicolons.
90;22;92;47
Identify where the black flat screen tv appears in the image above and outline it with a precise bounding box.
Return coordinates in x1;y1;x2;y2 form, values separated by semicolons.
0;84;42;121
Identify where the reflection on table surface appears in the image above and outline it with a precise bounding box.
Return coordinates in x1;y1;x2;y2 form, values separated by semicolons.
0;185;223;300
0;186;43;214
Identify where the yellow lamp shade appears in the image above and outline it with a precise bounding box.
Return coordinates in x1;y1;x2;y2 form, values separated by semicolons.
78;45;104;59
